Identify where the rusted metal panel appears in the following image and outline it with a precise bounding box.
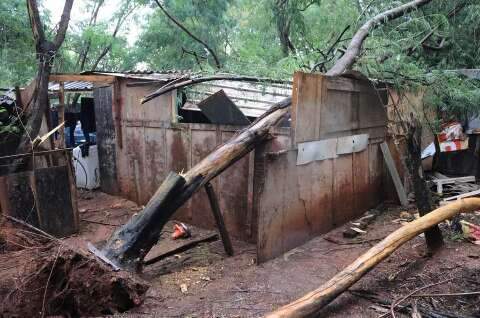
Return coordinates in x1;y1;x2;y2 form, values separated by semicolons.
197;90;250;125
143;127;167;200
166;126;191;221
218;131;252;242
293;72;387;144
256;150;336;263
293;72;323;144
332;153;355;227
190;129;218;229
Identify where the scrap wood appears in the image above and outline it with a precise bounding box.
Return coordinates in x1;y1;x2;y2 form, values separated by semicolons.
143;233;218;266
265;198;480;318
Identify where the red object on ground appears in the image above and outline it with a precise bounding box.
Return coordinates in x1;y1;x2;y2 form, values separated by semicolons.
172;223;190;239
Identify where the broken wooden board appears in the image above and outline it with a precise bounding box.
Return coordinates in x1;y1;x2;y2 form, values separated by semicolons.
143;223;219;265
197;89;250;125
431;176;476;194
380;142;408;207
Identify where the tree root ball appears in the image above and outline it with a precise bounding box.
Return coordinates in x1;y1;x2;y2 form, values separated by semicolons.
0;220;149;317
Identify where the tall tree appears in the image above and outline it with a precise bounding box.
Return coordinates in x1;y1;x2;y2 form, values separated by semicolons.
15;0;74;156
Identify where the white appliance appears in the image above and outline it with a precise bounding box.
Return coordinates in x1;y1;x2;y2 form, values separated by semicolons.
72;145;100;190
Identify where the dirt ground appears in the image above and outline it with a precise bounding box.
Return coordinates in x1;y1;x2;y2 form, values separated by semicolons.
47;191;480;317
66;190;480;317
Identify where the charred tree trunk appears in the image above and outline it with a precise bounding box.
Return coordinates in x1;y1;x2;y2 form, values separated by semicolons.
15;0;73;158
406;115;444;251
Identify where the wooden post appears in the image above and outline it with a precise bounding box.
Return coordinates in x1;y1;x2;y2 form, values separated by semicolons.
58;82;65;148
205;182;234;256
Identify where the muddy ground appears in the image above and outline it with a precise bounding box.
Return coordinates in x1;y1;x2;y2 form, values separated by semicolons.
3;190;480;317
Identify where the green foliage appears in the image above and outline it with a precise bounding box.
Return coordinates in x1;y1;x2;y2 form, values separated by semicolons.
0;0;36;86
424;71;480;127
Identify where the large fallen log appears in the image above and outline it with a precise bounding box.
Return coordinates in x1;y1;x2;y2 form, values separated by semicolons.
265;198;480;318
100;99;291;269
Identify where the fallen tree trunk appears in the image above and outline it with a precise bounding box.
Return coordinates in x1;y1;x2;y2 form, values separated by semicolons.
265;198;480;318
100;99;291;269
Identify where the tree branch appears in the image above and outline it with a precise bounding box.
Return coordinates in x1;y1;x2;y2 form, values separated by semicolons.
327;0;434;76
141;75;291;104
53;0;74;49
153;0;221;69
26;0;46;46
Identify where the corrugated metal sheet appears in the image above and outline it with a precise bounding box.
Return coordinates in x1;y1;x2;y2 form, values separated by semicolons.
183;80;292;118
48;81;93;92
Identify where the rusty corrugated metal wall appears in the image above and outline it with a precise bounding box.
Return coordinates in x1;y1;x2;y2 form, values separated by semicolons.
99;79;259;242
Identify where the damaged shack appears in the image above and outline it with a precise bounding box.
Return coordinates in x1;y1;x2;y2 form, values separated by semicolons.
30;70;392;262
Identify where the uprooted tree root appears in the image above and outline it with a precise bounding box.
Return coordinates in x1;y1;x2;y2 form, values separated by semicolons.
0;219;149;317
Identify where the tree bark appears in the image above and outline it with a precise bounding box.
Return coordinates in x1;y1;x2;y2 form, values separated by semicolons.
15;0;74;158
265;198;480;318
405;116;443;250
326;0;433;76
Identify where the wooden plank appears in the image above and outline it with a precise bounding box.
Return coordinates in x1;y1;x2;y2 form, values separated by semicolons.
143;127;167;200
34;166;77;237
294;73;322;143
218;130;251;241
332;154;355;226
50;74;115;83
93;86;119;194
58;82;65;147
190;129;218;229
353;149;370;213
165;127;191;221
257;152;287;263
443;188;480;202
380;141;408;206
205;182;234;256
144;233;219;265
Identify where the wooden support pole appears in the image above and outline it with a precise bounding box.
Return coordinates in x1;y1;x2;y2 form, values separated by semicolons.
205;182;234;256
265;198;480;318
58;82;65;148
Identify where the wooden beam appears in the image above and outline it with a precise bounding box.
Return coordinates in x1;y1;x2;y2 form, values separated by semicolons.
57;82;65;148
380;142;408;206
205;182;234;256
50;74;115;83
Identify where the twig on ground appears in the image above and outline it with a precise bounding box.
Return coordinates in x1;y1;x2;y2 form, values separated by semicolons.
380;277;454;318
412;291;480;298
81;218;121;227
41;245;62;318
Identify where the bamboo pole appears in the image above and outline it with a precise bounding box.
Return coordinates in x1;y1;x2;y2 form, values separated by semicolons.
265;198;480;318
